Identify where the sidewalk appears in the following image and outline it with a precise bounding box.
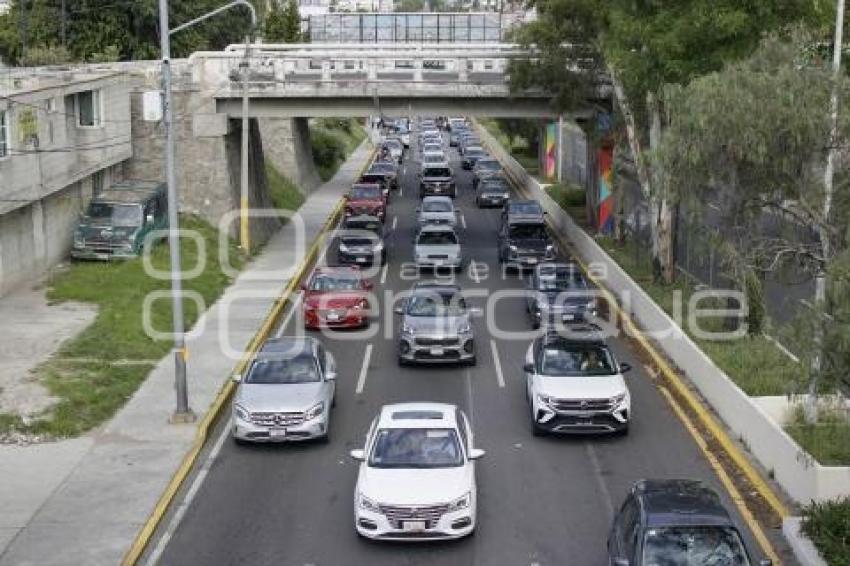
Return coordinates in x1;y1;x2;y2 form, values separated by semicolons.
0;140;372;566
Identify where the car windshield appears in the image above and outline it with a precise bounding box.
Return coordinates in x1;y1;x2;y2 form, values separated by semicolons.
423;200;452;213
418;230;458;246
424;155;445;164
642;526;751;566
384;140;402;150
510;202;544;215
406;291;467;316
467;148;485;157
245;356;320;384
310;273;362;291
424;145;442;152
423;167;451;178
540;345;616;376
536;269;588;290
350;186;381;199
369;428;464;468
360;175;386;185
341;235;377;247
86;202;143;227
343;220;382;234
477;160;501;172
509;224;548;240
481;180;509;192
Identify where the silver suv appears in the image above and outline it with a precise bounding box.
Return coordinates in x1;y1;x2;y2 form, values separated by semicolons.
417;196;457;227
395;282;480;366
231;336;336;443
414;224;462;271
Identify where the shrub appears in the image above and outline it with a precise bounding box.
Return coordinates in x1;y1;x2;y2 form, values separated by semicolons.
801;497;850;565
546;182;587;209
310;127;347;181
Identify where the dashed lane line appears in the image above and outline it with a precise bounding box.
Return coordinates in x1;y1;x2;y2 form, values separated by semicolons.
490;339;505;388
355;344;373;395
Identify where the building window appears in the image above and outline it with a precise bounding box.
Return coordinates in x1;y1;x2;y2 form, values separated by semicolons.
77;90;102;127
0;109;9;158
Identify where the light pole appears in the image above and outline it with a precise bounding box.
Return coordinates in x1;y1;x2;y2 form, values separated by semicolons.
159;0;257;422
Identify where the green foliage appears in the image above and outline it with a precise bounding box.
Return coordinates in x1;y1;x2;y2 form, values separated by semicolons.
787;406;850;465
264;0;302;43
801;497;850;563
265;162;305;213
396;0;425;11
19;44;72;65
310;118;366;181
88;44;120;63
0;215;244;438
546;182;586;208
0;0;260;65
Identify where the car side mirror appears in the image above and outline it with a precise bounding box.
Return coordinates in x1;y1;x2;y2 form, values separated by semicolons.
619;362;632;374
299;283;307;291
231;373;242;383
146;213;155;225
394;306;404;315
523;362;534;373
326;370;337;381
415;207;421;213
469;448;485;460
349;449;365;461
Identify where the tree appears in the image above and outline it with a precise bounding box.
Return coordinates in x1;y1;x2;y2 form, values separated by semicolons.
0;0;259;65
509;0;821;283
264;0;302;43
659;35;850;417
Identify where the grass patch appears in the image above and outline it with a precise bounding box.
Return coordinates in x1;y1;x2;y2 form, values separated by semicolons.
786;407;850;466
801;497;850;564
3;215;245;438
310;118;367;182
597;236;800;397
479;118;540;175
265;162;305;214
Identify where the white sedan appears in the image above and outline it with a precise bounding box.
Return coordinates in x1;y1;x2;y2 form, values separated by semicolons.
350;402;484;540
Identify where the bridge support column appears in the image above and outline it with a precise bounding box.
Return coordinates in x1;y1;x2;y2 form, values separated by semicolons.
259;118;322;194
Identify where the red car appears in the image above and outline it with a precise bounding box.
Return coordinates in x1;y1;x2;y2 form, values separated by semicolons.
301;266;373;329
345;183;386;221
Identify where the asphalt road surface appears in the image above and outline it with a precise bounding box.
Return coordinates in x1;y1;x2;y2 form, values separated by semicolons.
152;132;788;566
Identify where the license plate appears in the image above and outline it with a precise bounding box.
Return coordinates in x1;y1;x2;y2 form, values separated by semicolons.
355;257;367;263
270;429;287;439
562;313;575;321
327;313;340;321
402;521;426;532
527;258;538;264
435;187;442;192
430;347;445;356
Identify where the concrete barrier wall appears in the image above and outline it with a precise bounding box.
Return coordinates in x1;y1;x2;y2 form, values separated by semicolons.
476;122;850;504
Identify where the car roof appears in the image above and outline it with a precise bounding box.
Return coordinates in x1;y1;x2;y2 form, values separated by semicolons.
258;336;318;359
632;480;736;529
422;195;453;203
94;181;164;204
377;402;458;429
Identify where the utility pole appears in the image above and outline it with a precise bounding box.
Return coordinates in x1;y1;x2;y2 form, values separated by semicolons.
808;0;844;422
240;36;251;252
159;0;257;423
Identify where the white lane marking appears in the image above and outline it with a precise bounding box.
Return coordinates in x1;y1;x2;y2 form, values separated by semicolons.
143;419;231;566
490;339;505;388
460;213;467;229
392;216;398;230
380;262;389;285
274;241;330;338
355;344;373;394
399;186;403;197
585;442;615;519
465;367;476;425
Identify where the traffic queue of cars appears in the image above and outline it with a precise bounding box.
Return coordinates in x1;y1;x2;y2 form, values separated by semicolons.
227;117;771;562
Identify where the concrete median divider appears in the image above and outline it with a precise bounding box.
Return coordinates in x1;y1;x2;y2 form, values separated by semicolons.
475;122;850;508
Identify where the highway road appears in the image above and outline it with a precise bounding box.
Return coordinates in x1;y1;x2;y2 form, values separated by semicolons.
151;130;790;566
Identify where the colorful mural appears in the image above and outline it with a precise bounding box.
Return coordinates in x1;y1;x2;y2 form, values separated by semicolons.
544;122;557;179
597;145;614;233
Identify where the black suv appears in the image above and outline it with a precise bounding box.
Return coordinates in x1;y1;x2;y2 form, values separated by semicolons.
608;480;771;566
419;165;456;198
525;263;595;328
502;199;546;224
498;218;556;269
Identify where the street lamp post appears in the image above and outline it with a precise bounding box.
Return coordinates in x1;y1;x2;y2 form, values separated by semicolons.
159;0;257;422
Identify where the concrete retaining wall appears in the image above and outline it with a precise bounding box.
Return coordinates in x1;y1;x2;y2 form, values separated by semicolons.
259;117;322;194
477;123;850;504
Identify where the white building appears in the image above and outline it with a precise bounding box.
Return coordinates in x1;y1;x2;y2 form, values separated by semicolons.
0;69;131;295
0;0;10;15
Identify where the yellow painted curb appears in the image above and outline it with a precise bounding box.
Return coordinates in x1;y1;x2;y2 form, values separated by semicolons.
476;124;789;554
122;144;375;566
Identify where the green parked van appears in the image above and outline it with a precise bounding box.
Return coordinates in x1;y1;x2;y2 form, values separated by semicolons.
71;180;168;260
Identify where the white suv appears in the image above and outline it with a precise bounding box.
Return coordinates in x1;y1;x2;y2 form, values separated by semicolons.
524;329;632;436
350;402;484;540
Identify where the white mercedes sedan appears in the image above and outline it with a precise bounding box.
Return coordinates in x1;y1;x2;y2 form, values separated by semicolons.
350;402;485;541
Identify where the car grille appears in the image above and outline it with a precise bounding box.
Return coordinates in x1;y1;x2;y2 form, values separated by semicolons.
379;504;450;529
427;254;449;259
415;336;460;346
551;398;614;413
250;411;305;427
351;206;377;215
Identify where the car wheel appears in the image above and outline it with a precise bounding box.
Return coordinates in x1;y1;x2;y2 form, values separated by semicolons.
318;429;330;444
398;356;409;366
531;414;545;437
465;355;477;367
531;318;540;330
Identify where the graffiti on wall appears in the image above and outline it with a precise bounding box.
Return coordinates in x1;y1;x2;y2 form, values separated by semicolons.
597;145;614;233
544;122;557;179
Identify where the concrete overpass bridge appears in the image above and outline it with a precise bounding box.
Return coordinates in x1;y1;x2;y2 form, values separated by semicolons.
189;43;604;119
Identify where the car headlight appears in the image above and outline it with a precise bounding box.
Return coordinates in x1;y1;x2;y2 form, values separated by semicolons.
509;245;518;252
339;242;349;253
447;492;471;512
358;493;380;512
402;322;416;335
537;394;553;406
457;322;471;334
373;241;384;252
305;401;324;421
73;232;84;247
233;403;249;421
353;298;369;310
502;192;510;199
611;392;627;406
